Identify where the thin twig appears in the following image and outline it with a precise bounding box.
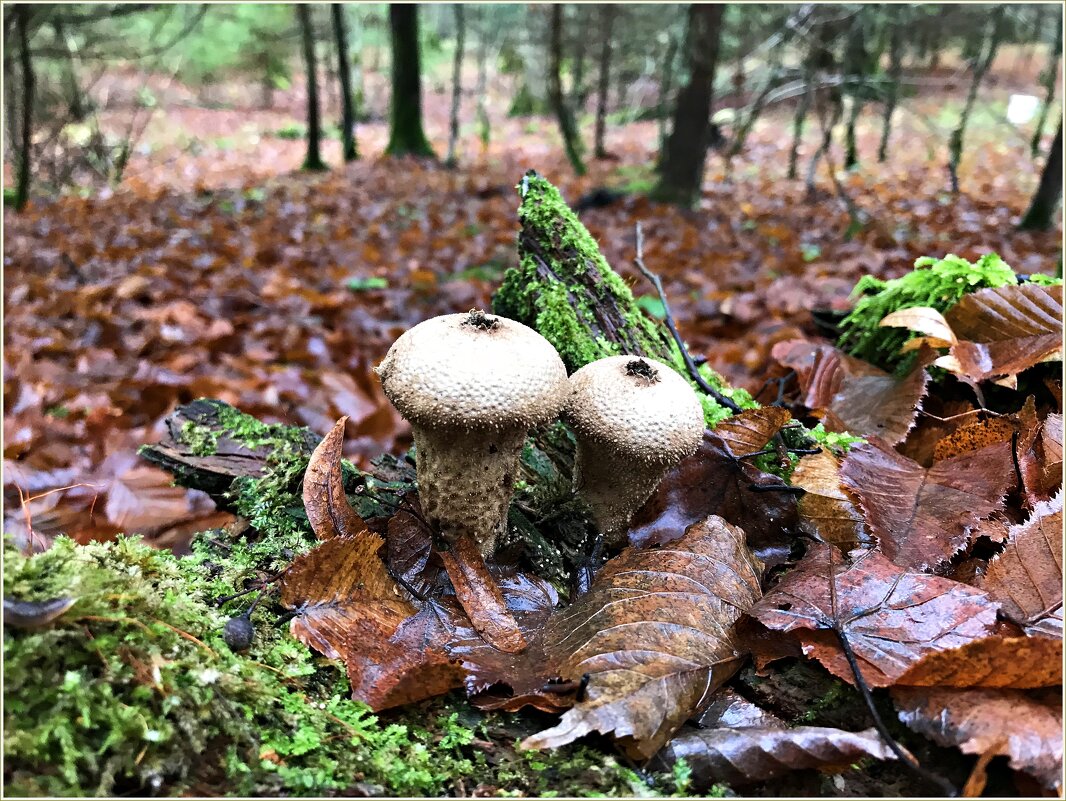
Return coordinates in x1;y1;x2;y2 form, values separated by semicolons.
1011;430;1027;501
826;548;959;797
633;223;742;414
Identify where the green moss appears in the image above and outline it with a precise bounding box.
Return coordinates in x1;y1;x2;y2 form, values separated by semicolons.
838;253;1018;371
179;421;220;457
806;423;865;457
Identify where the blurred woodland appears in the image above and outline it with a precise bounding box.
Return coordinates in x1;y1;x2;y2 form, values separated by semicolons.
2;3;1064;798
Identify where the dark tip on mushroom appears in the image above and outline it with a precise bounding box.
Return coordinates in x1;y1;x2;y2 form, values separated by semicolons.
625;358;660;383
463;309;499;331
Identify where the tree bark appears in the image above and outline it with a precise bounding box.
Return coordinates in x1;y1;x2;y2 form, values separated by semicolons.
877;14;903;163
1019;121;1063;231
548;4;586;175
657;23;680;160
297;5;327;171
949;7;1004;193
842;10;869;170
14;5;35;211
386;4;434;158
474;6;490;151
593;4;615;159
445;3;465;168
1031;18;1062;159
331;4;358;162
651;3;725;208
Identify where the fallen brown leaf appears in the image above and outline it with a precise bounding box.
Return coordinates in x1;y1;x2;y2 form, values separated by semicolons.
840;438;1013;571
977;493;1063;637
791;450;870;548
441;533;527;654
893;686;1063;793
748;544;999;687
302;416;367;540
894;634;1062;688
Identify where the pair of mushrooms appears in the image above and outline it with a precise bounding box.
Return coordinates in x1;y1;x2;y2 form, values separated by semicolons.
375;310;705;555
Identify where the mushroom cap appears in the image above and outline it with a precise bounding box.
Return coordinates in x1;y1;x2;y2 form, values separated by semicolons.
376;310;568;430
564;355;705;464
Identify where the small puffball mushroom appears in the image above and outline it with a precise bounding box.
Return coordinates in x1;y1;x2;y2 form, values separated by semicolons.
564;355;705;545
376;310;568;555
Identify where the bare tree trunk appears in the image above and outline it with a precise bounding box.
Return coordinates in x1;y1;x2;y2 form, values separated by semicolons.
1031;18;1062;159
651;3;725;207
593;4;615;159
331;3;358;162
842;9;869;170
51;16;85;121
877;14;903;163
475;6;490;152
445;3;465;168
386;4;434;157
548;4;586;175
788;60;815;180
297;5;327;171
657;24;680;159
571;5;588;110
1019;121;1063;231
14;5;35;211
949;7;1004;193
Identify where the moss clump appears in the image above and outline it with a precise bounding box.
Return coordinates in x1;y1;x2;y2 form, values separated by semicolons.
838;253;1019;371
494;173;757;427
5;534;694;797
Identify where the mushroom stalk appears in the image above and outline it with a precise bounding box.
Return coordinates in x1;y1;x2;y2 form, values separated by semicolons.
412;425;526;554
571;443;672;540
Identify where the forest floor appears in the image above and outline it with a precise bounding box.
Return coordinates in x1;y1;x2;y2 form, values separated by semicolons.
3;57;1063;798
4;65;1059;548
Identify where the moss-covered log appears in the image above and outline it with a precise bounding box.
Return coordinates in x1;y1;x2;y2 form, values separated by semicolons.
494;171;756;427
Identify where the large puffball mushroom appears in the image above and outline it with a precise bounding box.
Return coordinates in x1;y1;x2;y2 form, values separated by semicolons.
376;310;568;555
564;355;705;545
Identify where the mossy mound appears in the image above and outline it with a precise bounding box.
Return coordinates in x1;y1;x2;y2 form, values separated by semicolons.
5;535;701;797
837;253;1060;372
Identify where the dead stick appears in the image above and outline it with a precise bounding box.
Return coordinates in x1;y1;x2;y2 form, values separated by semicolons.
633;223;742;414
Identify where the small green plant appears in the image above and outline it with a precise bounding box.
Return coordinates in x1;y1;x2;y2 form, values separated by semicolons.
275;122;306;141
346;276;389;292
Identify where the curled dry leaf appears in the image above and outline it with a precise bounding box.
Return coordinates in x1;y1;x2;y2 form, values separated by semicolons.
878;306;957;350
749;544;999;687
302;416;367;540
791;450;869;549
935;283;1063;385
509;516;764;759
931;397;1036;462
657;725;897;788
894;634;1062;688
893;686;1063;793
840;438;1013;572
440;533;527;654
628;429;797;565
1021;413;1064;505
280;533;463;710
712;407;792;457
977;492;1063;637
771;339;930;446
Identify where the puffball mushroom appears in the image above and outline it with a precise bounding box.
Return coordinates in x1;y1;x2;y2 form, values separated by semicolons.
564;355;705;545
375;310;568;556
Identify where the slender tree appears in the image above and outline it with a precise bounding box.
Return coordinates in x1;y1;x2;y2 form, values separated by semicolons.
14;5;35;210
474;6;491;152
1019;121;1063;231
593;4;615;159
877;11;904;163
571;5;589;110
386;4;434;157
548;4;586;175
445;3;465;168
297;5;327;171
949;7;1004;193
651;3;725;207
842;9;870;170
657;23;681;158
1031;18;1062;159
331;4;358;162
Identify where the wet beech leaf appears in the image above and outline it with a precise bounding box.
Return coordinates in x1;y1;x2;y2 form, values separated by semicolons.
771;339;930;445
628;434;797;564
790;450;869;548
749;544;999;687
713;408;791;457
658;725;897;788
302;416;367;540
893;686;1063;792
519;516;764;760
976;493;1063;637
840;438;1013;571
440;533;527;654
894;634;1062;688
280;533;463;710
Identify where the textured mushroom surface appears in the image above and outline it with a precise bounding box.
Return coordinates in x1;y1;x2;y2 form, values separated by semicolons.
376;310;568;554
377;311;569;431
565;356;705;541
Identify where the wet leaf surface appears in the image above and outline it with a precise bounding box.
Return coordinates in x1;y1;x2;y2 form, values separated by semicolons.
302;416;367;540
